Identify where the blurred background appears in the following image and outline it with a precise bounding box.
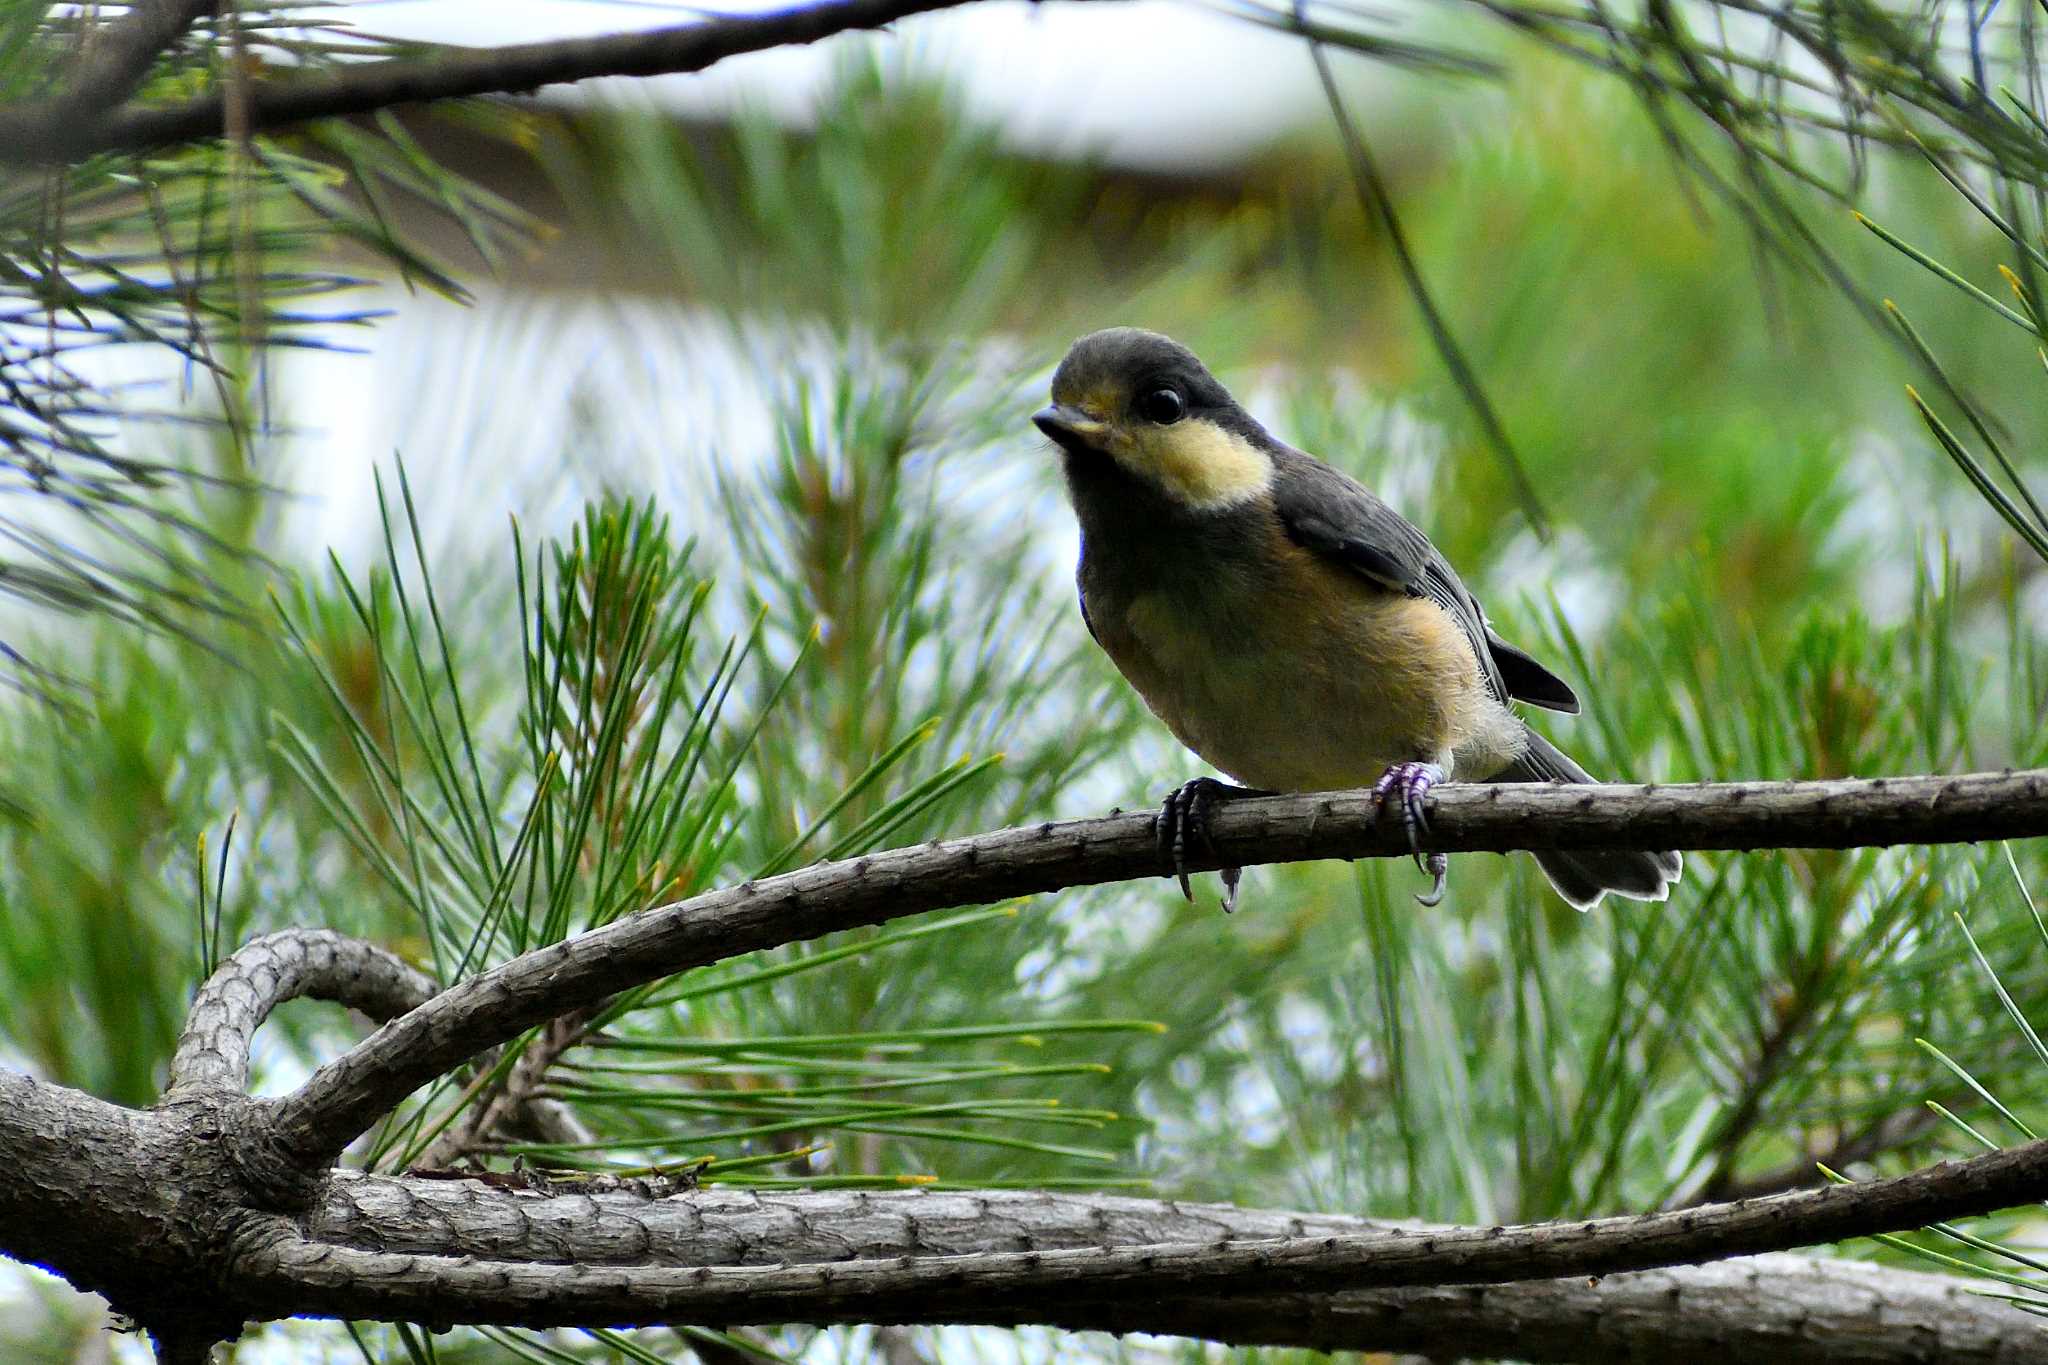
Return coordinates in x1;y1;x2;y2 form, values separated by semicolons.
6;0;2048;1359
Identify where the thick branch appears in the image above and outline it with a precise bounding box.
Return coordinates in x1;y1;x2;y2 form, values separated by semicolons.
4;1066;2041;1361
229;1179;2048;1358
0;0;972;164
260;768;2048;1168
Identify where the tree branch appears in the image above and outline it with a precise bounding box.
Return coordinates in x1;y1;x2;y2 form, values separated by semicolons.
1036;1257;2048;1363
1696;954;1830;1203
7;1053;2041;1361
257;768;2048;1170
0;0;976;165
216;1177;2048;1358
166;929;590;1157
413;1008;597;1168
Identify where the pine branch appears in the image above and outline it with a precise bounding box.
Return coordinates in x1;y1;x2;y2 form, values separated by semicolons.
1698;1109;1944;1204
0;0;977;165
412;1008;597;1169
1697;956;1831;1203
165;928;587;1154
1040;1256;2042;1363
255;767;2048;1171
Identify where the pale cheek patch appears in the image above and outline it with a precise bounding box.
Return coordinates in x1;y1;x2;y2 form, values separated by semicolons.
1124;421;1273;510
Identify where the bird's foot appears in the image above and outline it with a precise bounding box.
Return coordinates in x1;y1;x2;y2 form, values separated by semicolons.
1370;761;1447;905
1157;778;1268;913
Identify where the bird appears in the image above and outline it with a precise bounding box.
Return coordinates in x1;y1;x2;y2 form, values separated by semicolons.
1031;327;1681;911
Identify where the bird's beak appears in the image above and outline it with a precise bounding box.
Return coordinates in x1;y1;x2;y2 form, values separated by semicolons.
1032;403;1110;451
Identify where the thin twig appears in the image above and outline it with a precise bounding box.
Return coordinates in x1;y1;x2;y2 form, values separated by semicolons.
1697;1108;1944;1204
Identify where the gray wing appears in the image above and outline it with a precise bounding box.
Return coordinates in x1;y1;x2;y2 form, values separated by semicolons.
1269;447;1579;714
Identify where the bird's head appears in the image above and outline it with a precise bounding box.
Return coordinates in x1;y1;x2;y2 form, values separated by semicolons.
1033;328;1274;511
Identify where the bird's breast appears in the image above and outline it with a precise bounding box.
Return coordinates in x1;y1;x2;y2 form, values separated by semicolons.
1082;538;1506;790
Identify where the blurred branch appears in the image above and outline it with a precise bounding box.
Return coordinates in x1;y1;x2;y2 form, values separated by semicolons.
1695;956;1831;1204
412;1008;598;1168
0;0;978;164
37;0;221;122
1693;1110;1945;1205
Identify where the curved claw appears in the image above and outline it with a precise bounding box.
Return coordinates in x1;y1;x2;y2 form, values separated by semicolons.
1155;778;1262;911
1371;761;1449;901
1157;780;1200;901
1414;852;1448;907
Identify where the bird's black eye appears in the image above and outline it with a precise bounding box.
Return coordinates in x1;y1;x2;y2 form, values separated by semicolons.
1136;388;1185;425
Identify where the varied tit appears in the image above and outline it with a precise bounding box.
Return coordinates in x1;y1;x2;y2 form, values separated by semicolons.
1032;327;1682;911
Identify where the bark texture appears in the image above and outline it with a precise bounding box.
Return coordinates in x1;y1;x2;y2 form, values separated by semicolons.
233;1182;2048;1360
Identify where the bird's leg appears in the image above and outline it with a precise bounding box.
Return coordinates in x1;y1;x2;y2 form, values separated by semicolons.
1157;777;1271;912
1370;761;1448;905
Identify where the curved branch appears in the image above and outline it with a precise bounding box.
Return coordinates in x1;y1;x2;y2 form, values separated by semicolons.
260;768;2048;1168
237;1177;2048;1357
167;929;592;1155
168;929;435;1097
40;1;220;120
0;0;973;165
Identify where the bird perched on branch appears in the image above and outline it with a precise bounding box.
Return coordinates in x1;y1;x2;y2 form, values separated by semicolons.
1033;327;1681;911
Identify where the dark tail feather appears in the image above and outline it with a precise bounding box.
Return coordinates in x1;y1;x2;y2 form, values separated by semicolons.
1491;729;1683;910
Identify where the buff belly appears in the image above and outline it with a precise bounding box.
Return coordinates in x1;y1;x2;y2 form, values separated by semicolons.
1087;558;1525;791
